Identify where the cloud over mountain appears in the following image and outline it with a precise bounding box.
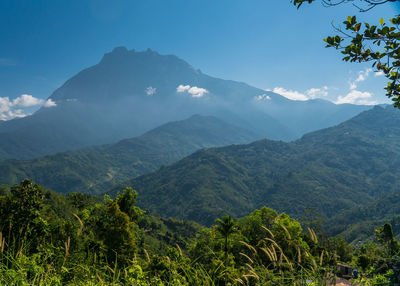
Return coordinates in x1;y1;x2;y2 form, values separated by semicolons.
12;94;44;107
270;87;308;101
146;86;157;96
268;86;330;101
0;94;55;120
43;99;57;107
335;90;378;105
177;84;208;98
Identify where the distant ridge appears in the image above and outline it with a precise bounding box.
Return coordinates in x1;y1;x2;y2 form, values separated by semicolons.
0;47;370;160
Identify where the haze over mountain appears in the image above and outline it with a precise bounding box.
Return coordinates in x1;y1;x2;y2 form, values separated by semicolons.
109;106;400;227
0;115;258;195
0;47;370;161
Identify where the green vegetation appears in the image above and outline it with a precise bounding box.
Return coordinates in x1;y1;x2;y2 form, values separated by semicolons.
110;106;400;237
1;180;399;285
3;106;398;245
2;105;400;284
326;192;400;243
0;115;258;196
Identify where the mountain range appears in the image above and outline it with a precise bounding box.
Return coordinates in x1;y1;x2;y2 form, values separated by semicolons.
1;47;397;244
0;115;258;195
0;47;370;160
108;106;400;234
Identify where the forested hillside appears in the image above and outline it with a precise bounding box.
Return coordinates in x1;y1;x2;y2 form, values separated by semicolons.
327;192;400;243
2;105;398;246
0;115;258;195
111;106;400;229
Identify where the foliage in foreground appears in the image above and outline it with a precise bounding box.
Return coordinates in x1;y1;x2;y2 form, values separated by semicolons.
0;180;399;285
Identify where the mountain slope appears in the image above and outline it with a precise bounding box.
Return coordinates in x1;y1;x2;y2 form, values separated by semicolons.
110;106;400;225
0;115;259;195
0;47;369;160
326;191;400;243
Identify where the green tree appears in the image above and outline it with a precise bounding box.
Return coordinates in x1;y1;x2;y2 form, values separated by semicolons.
325;236;353;263
1;179;48;253
272;213;309;262
238;207;278;246
355;242;383;271
292;0;400;108
101;201;137;265
376;222;400;256
376;223;395;245
115;187;144;221
215;215;236;285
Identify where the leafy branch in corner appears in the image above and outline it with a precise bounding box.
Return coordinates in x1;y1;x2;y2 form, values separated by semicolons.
292;0;400;108
292;0;398;12
325;15;400;107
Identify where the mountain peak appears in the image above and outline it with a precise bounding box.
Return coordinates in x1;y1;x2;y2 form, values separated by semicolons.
111;46;129;54
145;48;157;54
48;47;198;103
101;47;163;63
109;46;159;55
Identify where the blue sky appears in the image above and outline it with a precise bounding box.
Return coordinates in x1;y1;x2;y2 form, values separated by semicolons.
0;0;398;119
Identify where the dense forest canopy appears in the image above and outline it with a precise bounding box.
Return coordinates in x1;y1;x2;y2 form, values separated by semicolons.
0;180;399;284
108;106;400;243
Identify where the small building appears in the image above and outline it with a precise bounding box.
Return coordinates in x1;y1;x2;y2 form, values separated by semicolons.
337;263;353;279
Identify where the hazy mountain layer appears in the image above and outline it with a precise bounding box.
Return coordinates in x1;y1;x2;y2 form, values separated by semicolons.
0;47;369;160
0;115;259;194
110;106;400;226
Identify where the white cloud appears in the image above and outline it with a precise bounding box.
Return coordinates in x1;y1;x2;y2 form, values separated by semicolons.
12;94;44;107
188;86;208;98
255;94;271;101
335;89;378;105
0;94;56;121
268;82;380;106
306;86;328;99
0;97;12;112
334;69;383;104
145;86;157;96
0;109;26;121
0;97;13;120
177;85;190;93
271;87;308;101
349;68;372;90
176;84;209;98
0;97;29;120
43;99;57;108
268;86;330;101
